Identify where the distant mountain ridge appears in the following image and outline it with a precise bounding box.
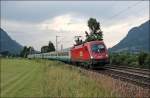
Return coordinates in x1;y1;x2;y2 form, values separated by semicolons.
110;20;150;53
0;28;23;55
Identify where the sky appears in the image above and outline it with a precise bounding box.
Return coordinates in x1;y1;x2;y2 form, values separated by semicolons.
1;1;149;51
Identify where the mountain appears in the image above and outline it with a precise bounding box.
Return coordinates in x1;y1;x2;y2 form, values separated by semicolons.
110;20;150;53
0;28;23;55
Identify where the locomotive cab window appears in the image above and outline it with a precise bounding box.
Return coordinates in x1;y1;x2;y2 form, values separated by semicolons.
92;44;105;52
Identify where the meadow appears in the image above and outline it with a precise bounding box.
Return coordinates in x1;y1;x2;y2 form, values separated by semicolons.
0;58;117;97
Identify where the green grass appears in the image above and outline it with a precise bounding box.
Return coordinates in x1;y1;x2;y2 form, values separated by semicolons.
0;58;44;97
0;58;117;97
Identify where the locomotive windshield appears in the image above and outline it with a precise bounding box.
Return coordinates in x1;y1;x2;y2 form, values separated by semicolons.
92;44;105;52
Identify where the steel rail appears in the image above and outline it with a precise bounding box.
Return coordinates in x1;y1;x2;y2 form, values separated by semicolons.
104;66;150;77
99;66;150;88
71;64;150;88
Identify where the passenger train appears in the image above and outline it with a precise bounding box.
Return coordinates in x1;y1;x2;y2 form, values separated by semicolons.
28;40;109;68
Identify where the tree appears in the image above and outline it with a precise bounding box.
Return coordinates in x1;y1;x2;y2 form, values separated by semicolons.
20;46;28;57
28;46;35;54
85;18;103;42
88;18;101;33
41;46;49;53
145;54;150;68
20;46;35;58
138;52;148;65
48;41;55;52
41;41;55;53
74;18;103;45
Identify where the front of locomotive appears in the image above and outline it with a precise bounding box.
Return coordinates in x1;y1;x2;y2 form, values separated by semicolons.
88;41;109;67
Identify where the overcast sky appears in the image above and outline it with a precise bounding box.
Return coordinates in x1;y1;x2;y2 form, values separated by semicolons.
1;1;149;51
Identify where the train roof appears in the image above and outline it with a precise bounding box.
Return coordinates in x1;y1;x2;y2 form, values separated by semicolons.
71;40;104;49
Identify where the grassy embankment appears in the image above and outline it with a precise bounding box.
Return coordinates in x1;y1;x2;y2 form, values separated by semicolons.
0;58;117;97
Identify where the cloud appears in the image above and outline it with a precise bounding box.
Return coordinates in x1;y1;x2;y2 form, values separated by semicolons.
1;19;38;34
39;14;90;48
40;14;89;32
1;12;149;51
1;19;57;50
1;14;89;50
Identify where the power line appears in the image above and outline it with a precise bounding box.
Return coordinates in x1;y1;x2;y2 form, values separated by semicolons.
105;0;145;25
110;1;143;18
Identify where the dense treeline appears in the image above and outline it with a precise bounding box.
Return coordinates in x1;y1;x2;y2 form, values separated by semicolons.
1;41;55;58
110;52;150;69
0;51;19;57
19;41;55;58
20;46;35;58
41;41;55;53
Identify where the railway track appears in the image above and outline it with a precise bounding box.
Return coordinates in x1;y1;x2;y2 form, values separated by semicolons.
72;63;150;88
95;65;150;88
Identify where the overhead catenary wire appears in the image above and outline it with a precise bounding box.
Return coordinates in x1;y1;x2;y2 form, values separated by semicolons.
104;0;145;25
109;1;144;18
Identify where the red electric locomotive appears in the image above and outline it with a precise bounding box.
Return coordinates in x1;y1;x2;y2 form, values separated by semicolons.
71;40;109;68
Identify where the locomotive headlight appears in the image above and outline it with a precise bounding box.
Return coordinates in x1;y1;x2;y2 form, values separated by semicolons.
91;56;94;59
106;54;108;57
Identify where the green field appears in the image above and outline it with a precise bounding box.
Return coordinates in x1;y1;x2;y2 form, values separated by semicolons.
0;58;117;97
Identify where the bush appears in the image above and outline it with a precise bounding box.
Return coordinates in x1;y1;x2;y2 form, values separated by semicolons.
110;52;149;69
143;54;150;68
129;62;138;67
138;52;148;65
